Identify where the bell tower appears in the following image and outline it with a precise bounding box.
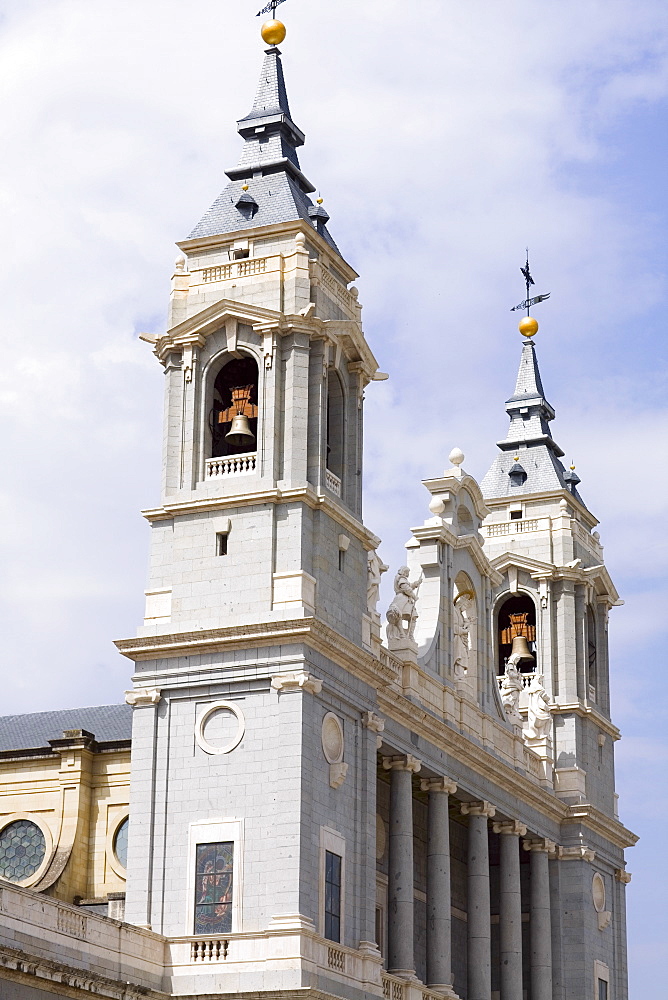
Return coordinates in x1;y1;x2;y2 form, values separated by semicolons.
480;312;622;815
119;18;386;948
136;35;382;644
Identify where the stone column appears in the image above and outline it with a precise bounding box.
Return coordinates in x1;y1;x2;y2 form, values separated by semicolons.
421;777;458;994
524;837;555;1000
493;820;527;1000
383;754;422;977
461;800;496;1000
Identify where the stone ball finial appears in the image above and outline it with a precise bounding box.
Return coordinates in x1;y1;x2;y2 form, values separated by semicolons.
350;286;359;299
429;496;446;515
449;447;465;467
294;232;306;248
174;256;186;272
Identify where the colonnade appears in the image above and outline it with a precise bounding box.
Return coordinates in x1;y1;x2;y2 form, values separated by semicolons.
383;755;554;1000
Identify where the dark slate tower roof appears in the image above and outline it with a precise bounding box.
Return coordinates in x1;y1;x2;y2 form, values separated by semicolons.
188;46;339;251
480;338;587;506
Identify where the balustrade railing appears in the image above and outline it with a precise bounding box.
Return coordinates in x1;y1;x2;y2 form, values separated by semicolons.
325;469;342;496
486;518;539;537
190;938;228;961
206;453;257;478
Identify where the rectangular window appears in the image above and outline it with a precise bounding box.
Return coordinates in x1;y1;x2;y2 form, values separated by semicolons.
194;841;233;935
375;905;384;955
510;509;523;520
338;549;345;571
324;850;342;942
598;980;608;1000
216;532;228;556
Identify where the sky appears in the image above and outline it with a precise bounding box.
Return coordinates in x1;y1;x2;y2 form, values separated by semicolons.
0;0;666;993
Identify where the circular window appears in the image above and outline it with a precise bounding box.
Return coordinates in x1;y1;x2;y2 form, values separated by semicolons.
0;820;46;882
195;701;245;756
113;817;129;870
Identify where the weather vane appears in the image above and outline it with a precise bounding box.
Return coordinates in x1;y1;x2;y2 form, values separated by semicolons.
256;0;287;16
511;249;551;316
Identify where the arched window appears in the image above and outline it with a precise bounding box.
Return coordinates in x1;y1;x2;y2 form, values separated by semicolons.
326;371;344;483
497;593;537;674
113;817;129;870
587;606;598;698
210;356;259;458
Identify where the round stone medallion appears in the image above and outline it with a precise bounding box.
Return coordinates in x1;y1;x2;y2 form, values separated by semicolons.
321;712;344;764
195;701;246;756
592;872;606;912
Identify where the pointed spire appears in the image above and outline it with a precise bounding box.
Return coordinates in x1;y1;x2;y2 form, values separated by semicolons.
480;338;587;506
187;46;338;250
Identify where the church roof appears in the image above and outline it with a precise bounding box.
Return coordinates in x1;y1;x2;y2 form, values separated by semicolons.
0;704;132;752
480;337;587;506
188;46;339;251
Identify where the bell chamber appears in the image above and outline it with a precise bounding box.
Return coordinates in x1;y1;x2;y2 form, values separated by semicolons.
211;357;259;459
497;593;537;673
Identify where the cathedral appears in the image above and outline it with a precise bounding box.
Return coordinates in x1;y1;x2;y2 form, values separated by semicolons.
0;16;635;1000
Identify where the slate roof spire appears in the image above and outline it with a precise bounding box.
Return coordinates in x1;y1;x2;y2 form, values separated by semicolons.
480;337;587;506
188;46;338;250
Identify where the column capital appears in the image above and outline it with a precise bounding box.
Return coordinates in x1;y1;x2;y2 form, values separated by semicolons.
555;844;595;862
382;753;422;774
271;670;322;694
493;819;527;836
523;836;557;855
460;799;496;818
615;868;632;884
420;776;457;795
125;687;161;706
362;710;385;733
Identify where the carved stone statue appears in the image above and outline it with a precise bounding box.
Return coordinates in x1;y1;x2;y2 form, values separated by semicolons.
500;653;524;723
524;672;552;739
386;566;422;641
452;592;476;679
367;550;389;615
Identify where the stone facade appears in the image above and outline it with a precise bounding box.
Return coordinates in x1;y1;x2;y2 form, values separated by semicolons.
0;35;634;1000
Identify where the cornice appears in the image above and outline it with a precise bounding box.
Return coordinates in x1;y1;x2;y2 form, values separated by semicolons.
563;803;638;850
141;485;378;548
177;217;360;282
484;487;599;529
410;522;503;586
551;702;621;740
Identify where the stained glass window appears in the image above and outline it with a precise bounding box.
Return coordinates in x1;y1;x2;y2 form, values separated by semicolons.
114;817;129;869
324;850;342;942
0;820;46;882
194;841;234;935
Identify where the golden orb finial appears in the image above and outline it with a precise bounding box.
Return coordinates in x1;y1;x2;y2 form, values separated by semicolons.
570;461;576;471
261;19;286;44
518;315;539;338
316;197;324;205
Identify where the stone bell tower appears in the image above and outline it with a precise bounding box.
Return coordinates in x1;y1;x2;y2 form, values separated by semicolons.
480;312;622;813
117;21;388;975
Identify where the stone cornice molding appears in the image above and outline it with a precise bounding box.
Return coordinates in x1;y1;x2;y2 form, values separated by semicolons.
124;688;161;706
420;777;457;795
411;521;501;584
382;754;422;774
493;819;528;836
551;702;621;741
615;869;632;884
484;487;599;529
361;711;385;733
271;670;322;694
523;836;557;855
556;845;595;862
140;485;377;549
460;800;496;819
421;471;491;521
563;803;637;849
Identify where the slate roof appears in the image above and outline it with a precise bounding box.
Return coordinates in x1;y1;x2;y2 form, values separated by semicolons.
481;338;587;506
0;704;132;752
188;46;339;252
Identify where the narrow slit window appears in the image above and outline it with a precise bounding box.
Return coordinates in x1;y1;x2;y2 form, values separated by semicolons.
598;979;609;1000
194;841;234;935
338;549;345;572
216;532;228;556
324;850;342;942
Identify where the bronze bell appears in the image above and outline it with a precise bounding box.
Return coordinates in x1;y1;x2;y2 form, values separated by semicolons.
225;413;255;447
510;633;535;667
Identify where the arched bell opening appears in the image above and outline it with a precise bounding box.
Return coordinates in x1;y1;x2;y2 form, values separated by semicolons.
496;592;537;675
210;355;259;459
326;370;345;484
